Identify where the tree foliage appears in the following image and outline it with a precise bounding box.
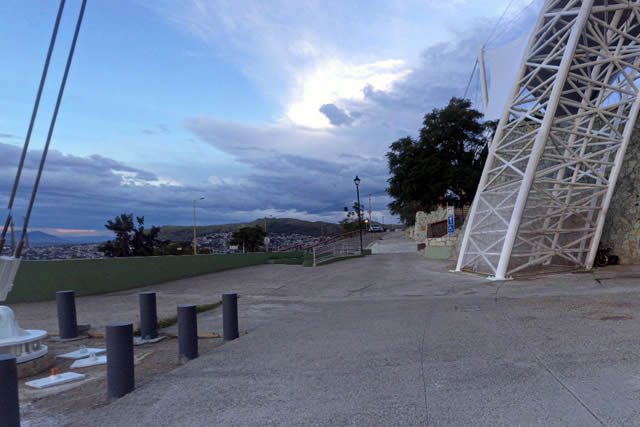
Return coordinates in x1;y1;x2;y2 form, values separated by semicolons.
229;226;266;252
99;213;160;257
153;241;192;256
386;97;496;225
340;202;365;232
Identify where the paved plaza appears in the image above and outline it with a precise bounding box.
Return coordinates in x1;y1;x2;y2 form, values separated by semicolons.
10;233;640;425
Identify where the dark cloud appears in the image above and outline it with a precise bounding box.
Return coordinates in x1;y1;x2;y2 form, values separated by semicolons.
141;124;170;135
0;140;381;230
319;104;354;126
0;133;20;139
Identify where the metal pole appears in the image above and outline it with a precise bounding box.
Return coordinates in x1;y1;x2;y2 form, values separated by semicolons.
178;305;198;360
586;89;640;268
106;322;135;398
455;3;546;273
16;0;87;258
493;0;593;280
356;184;363;255
478;44;489;111
223;293;239;341
0;0;66;252
139;292;158;340
56;290;78;339
0;354;20;427
193;199;197;255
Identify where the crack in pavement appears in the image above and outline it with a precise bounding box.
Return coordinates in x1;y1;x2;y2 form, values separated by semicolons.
493;284;607;426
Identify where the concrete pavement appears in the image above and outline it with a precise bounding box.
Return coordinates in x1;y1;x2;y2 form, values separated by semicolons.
12;233;640;425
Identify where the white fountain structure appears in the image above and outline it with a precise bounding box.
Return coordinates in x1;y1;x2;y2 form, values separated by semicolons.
0;256;48;363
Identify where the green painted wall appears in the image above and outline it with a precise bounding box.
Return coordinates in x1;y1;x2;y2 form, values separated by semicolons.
424;246;453;260
6;252;303;304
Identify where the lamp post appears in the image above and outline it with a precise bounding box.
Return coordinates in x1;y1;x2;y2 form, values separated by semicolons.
193;197;204;255
354;176;363;255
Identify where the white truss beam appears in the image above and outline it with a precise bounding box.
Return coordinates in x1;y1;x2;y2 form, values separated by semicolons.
457;0;640;279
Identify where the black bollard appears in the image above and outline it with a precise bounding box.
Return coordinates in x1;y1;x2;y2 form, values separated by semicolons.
0;354;20;427
139;292;158;340
178;305;198;361
106;323;134;398
223;293;239;341
56;290;78;339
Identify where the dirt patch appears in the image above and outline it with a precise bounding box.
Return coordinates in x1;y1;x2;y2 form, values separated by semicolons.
582;311;633;321
19;334;224;425
599;314;633;321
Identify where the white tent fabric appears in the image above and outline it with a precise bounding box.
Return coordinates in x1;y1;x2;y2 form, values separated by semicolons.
0;256;21;302
484;33;531;120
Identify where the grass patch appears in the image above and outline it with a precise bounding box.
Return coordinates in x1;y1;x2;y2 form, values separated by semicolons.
134;300;223;336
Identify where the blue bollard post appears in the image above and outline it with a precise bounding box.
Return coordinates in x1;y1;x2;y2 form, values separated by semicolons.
106;323;134;398
0;354;20;427
178;305;198;361
223;293;239;341
139;292;158;340
56;290;78;339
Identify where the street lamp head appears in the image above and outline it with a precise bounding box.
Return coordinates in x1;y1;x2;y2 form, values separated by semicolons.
199;197;205;200
354;176;360;186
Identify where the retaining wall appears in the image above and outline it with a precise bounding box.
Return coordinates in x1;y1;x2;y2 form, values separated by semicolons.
6;252;303;304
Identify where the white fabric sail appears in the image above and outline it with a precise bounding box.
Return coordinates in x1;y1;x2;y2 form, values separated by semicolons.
0;256;21;302
483;34;531;120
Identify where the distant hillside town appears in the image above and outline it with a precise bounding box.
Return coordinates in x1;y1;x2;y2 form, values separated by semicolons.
0;217;384;260
1;231;323;260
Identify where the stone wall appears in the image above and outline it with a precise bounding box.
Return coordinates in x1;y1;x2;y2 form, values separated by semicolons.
601;122;640;264
412;207;448;242
423;230;463;260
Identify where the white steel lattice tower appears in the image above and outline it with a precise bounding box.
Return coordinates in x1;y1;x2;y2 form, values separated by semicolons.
456;0;640;279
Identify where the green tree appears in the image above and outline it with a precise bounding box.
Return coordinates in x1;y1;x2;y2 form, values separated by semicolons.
153;241;192;256
340;202;365;232
131;216;160;256
386;97;496;225
229;226;266;252
99;213;160;257
100;213;134;257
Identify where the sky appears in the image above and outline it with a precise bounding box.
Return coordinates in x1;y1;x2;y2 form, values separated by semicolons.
0;0;541;237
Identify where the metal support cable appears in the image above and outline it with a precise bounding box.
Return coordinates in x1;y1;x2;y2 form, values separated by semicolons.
16;0;87;258
462;59;478;100
0;0;66;250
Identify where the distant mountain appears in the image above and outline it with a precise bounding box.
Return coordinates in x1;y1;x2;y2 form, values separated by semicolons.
2;232;109;247
25;231;71;247
157;218;344;241
63;235;110;244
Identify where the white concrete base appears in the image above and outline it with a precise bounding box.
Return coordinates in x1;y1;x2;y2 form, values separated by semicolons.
25;372;86;389
134;335;167;345
0;306;49;363
71;353;107;368
487;276;513;281
57;347;105;360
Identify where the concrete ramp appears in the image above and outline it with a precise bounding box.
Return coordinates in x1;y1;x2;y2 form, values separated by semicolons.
370;232;416;254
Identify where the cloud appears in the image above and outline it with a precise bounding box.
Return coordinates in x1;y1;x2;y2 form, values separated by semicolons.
0;133;20;140
319;104;354;126
0;2;543;230
0;140;375;230
141;124;170;135
286;58;411;128
179;7;540;224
